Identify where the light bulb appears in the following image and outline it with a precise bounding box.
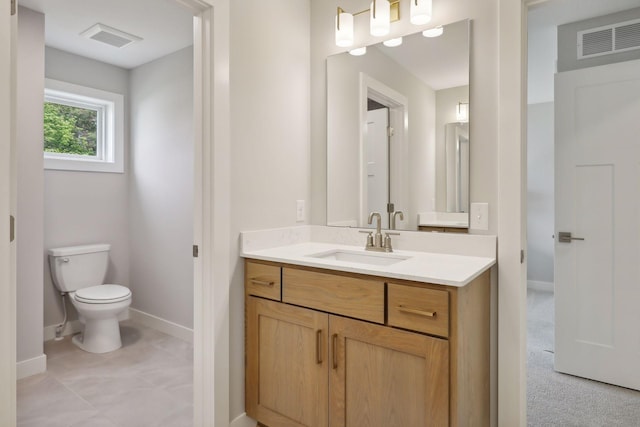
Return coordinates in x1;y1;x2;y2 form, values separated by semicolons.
370;0;390;37
335;11;354;47
410;0;432;25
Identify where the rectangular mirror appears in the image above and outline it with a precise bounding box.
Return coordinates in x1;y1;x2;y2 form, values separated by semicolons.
326;19;470;232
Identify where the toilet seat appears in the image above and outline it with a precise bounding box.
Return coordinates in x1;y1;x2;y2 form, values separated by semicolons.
74;284;131;304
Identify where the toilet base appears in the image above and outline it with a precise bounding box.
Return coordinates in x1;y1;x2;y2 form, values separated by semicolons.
72;317;123;353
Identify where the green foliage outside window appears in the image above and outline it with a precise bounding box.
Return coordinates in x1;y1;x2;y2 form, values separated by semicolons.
44;102;98;156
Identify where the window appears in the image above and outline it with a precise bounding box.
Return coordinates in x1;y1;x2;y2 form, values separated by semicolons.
44;79;124;173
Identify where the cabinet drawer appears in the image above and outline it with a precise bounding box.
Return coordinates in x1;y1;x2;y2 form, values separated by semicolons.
283;268;385;324
387;283;449;337
245;261;281;301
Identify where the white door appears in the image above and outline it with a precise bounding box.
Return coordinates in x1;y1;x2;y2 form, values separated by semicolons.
554;59;640;390
365;108;389;229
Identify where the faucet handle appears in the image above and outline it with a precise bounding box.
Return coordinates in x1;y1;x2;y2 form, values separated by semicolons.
383;232;400;252
359;230;374;248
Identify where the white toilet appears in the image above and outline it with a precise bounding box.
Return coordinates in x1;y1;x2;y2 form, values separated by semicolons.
48;244;132;354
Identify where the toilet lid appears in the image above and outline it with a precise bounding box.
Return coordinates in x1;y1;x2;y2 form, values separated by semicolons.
74;284;131;304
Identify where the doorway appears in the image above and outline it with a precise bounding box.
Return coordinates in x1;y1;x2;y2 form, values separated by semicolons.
19;0;200;422
526;0;640;423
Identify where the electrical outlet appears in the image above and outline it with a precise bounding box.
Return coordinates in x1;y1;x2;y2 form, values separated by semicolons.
296;200;305;222
470;202;489;230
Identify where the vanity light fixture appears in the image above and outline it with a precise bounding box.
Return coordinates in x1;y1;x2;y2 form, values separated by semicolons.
335;7;354;47
349;46;368;56
410;0;432;25
422;25;444;37
383;37;403;47
456;102;469;122
335;0;433;47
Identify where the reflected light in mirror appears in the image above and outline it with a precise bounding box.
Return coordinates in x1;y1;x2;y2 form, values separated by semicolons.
383;37;403;47
410;0;432;25
349;46;367;56
423;26;444;37
456;102;469;122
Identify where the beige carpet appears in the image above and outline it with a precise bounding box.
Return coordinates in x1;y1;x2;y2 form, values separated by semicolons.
527;289;640;426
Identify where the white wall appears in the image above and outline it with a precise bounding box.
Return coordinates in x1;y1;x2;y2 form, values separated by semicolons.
228;0;311;420
16;7;44;364
527;101;554;285
129;47;194;328
43;48;130;328
435;85;469;212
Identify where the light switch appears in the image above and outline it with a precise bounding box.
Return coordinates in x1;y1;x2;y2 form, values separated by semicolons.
296;200;305;222
470;202;489;231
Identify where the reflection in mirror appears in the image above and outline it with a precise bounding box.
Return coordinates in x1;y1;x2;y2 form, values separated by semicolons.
326;19;470;231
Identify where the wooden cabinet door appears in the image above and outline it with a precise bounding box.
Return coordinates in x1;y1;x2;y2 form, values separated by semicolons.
329;316;449;427
246;297;329;427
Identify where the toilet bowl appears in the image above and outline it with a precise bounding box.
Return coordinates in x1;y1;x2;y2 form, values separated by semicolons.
48;244;132;353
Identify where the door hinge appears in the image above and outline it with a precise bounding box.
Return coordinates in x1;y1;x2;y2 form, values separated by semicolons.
10;215;15;242
11;0;16;15
387;126;395;137
386;203;395;213
520;249;525;264
193;245;199;258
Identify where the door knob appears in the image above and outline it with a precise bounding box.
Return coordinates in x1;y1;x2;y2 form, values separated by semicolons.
558;232;585;243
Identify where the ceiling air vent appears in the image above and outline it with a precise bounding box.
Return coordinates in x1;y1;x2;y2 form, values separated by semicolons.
80;24;142;49
578;18;640;59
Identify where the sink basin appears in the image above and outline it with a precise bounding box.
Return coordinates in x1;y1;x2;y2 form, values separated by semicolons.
307;249;411;266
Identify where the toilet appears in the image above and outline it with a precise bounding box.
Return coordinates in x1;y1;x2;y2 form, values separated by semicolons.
48;244;131;353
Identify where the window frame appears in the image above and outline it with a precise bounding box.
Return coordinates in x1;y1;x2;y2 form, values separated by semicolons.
44;79;124;173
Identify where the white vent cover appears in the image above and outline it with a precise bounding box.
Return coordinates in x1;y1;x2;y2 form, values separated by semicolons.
80;23;142;48
578;18;640;59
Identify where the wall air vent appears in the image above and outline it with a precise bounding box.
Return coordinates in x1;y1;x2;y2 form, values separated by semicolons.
80;24;142;49
578;18;640;59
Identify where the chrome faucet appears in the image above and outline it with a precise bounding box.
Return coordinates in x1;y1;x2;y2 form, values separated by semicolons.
360;212;399;252
368;212;383;248
390;211;404;230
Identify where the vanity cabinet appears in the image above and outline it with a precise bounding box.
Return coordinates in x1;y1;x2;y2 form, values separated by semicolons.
245;259;490;427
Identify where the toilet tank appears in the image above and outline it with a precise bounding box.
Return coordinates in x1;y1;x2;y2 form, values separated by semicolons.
48;244;111;292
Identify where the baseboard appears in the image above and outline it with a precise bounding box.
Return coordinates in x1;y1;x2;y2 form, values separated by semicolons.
17;354;47;380
43;319;83;342
527;280;554;293
230;413;257;427
128;308;193;344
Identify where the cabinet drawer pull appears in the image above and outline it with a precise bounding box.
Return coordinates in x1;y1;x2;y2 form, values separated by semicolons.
316;330;323;364
397;305;436;318
332;334;338;370
250;279;274;287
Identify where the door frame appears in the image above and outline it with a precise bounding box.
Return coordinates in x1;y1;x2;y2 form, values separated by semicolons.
0;1;17;424
0;0;231;425
498;0;542;425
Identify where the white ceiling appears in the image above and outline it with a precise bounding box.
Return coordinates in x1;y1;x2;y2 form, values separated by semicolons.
18;0;194;69
527;0;640;104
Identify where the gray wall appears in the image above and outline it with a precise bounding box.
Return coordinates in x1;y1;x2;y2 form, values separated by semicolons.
43;48;131;328
527;102;554;285
129;47;194;328
558;7;640;73
228;0;311;418
17;7;44;363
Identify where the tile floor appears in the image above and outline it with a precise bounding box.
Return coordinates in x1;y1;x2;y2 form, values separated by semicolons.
17;320;193;427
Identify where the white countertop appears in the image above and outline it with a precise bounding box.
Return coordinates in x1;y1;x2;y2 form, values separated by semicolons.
240;227;496;287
